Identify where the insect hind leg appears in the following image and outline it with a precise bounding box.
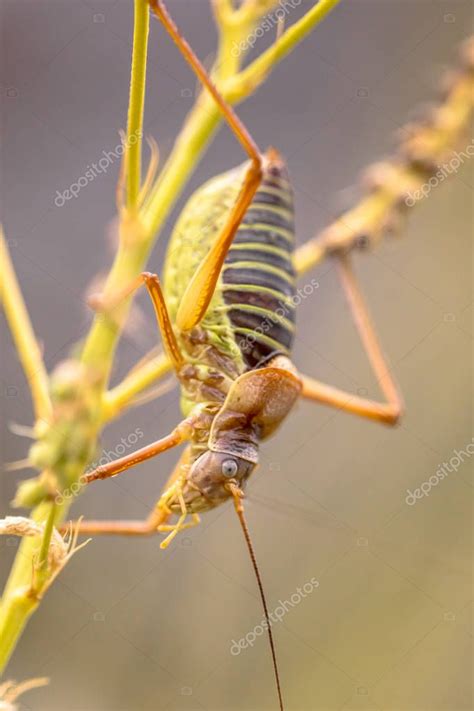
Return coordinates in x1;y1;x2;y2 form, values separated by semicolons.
60;505;169;537
300;252;403;425
149;0;264;332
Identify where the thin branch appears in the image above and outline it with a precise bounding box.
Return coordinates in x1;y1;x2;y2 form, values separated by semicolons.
232;0;282;26
36;503;56;577
126;0;150;209
0;677;49;705
223;0;342;102
102;349;173;420
211;0;236;26
0;228;52;422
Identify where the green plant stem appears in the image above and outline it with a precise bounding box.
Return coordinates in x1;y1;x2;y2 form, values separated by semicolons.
0;592;37;673
211;0;235;27
37;503;56;575
127;0;150;208
0;502;66;605
224;0;342;101
102;350;172;421
0;500;68;673
143;95;223;236
0;503;82;677
0;230;52;422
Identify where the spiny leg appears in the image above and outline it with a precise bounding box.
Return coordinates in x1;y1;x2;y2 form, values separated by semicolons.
300;252;403;425
62;446;192;537
149;0;263;331
82;421;189;485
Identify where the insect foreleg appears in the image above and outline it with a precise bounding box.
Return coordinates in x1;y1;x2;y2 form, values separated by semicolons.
82;420;190;485
300;252;403;425
61;509;169;537
62;446;192;537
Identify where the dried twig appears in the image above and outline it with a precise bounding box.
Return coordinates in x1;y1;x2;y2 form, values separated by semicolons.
0;676;49;710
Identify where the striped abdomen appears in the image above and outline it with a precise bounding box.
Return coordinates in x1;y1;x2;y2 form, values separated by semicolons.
222;155;296;369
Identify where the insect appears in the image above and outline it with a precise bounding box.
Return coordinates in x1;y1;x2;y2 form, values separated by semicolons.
68;2;403;708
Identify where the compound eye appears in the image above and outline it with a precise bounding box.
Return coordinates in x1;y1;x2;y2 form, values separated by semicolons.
221;458;238;478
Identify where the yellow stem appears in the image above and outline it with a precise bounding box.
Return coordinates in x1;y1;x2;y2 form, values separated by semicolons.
0;591;38;674
127;0;150;209
0;229;52;422
0;498;69;673
224;0;342;102
37;503;56;576
102;350;172;421
237;0;285;24
212;0;235;26
142;94;223;235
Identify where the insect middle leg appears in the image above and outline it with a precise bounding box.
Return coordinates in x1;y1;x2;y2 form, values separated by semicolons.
66;508;168;537
92;271;183;372
81;422;188;485
299;252;404;425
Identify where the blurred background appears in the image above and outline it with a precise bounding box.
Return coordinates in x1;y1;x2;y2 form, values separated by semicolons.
1;1;472;709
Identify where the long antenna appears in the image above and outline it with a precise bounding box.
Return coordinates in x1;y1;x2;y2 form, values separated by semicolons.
229;483;284;711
